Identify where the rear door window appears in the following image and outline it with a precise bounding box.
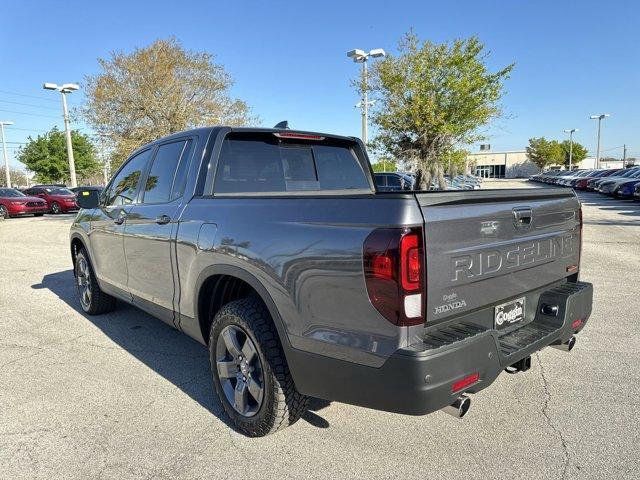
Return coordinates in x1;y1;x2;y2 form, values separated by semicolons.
214;134;370;194
142;140;192;204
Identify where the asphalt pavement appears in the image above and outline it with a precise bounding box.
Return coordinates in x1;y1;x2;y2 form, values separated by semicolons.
1;180;639;479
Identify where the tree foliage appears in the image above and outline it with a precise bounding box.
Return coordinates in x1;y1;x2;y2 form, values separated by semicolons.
0;169;29;188
368;32;513;189
560;140;588;167
370;158;397;172
526;137;588;169
83;37;255;169
16;127;100;184
526;137;570;169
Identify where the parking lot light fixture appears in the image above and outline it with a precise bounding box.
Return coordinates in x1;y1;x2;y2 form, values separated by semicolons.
564;128;579;170
1;121;14;188
43;82;80;188
589;114;610;169
346;48;386;145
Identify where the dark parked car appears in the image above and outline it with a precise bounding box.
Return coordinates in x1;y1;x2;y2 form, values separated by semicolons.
612;178;640;198
374;172;414;191
70;126;592;436
574;169;618;190
0;188;48;218
634;183;640;201
22;185;78;214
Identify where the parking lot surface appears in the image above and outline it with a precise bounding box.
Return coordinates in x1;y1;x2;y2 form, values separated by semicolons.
1;180;639;479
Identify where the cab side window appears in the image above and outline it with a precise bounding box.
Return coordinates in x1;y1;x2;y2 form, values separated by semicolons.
105;149;152;206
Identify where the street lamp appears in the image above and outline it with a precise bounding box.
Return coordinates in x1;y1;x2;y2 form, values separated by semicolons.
589;113;610;169
0;121;14;188
347;48;386;145
43;82;80;187
563;128;578;171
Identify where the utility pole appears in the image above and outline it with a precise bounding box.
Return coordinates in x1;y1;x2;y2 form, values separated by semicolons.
623;144;627;165
0;121;14;188
43;83;80;187
564;128;578;170
96;133;110;184
347;48;386;146
589;113;610;169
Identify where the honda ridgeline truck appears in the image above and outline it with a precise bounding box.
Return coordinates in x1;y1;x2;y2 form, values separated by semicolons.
71;127;593;436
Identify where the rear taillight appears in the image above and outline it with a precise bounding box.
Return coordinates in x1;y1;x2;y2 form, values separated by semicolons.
363;227;425;326
578;206;583;268
451;372;480;393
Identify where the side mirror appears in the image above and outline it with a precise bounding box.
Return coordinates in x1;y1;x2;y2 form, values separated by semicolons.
76;189;100;209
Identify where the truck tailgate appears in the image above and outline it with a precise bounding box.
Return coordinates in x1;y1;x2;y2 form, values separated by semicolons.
415;189;581;323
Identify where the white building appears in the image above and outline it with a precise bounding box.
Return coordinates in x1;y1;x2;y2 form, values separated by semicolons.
466;151;610;179
467;150;539;179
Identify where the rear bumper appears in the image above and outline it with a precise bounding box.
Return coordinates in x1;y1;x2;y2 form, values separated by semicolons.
60;203;78;212
289;281;593;415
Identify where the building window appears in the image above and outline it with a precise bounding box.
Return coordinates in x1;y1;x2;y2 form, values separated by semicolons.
475;165;505;178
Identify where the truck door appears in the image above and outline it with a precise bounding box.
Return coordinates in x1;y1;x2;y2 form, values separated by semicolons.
89;148;152;296
124;139;194;326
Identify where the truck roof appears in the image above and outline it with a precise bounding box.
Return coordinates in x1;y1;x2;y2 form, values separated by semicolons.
138;126;358;150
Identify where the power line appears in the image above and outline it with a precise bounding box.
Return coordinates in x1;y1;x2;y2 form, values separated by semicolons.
0;99;61;111
0;108;61;119
0;88;80;105
5;126;50;133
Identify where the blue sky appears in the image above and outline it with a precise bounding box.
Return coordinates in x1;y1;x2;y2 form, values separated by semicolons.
1;0;639;169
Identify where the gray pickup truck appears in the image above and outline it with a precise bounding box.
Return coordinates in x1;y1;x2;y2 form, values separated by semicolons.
71;127;593;436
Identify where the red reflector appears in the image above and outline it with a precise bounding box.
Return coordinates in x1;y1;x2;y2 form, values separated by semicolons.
451;372;480;393
572;318;583;329
372;254;393;280
273;132;325;140
400;233;421;291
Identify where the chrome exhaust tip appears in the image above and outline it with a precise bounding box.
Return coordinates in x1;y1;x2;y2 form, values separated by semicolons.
442;395;471;419
551;335;576;352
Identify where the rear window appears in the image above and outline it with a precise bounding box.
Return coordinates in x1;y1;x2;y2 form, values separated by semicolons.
213;134;370;194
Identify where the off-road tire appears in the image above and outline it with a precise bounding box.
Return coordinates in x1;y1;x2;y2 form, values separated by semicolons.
209;297;308;436
75;248;117;315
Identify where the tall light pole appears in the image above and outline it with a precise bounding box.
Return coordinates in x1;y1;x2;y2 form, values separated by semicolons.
589;113;610;169
0;121;14;188
563;128;578;170
43;82;80;187
347;48;386;146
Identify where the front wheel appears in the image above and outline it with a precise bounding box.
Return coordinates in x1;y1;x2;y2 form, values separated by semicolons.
209;297;308;436
0;205;8;219
51;202;60;214
75;249;117;315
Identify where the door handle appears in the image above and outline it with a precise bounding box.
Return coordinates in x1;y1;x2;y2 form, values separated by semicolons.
155;214;171;225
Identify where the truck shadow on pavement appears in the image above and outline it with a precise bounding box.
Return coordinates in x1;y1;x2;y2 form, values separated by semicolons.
32;269;331;431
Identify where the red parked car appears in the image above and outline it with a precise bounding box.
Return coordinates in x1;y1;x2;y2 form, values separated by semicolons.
22;185;78;214
0;188;48;218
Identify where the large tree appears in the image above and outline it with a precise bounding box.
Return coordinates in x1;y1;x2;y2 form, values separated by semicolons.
0;169;29;188
16;127;100;184
83;37;255;169
368;33;513;189
560;139;588;167
526;137;564;169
